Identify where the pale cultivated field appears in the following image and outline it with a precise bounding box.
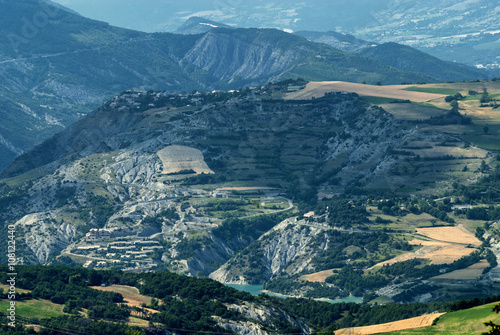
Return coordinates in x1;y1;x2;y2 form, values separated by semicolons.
157;145;214;175
374;239;476;267
431;259;489;280
334;313;445;335
285;81;445;102
416;226;482;246
91;285;159;313
300;269;339;283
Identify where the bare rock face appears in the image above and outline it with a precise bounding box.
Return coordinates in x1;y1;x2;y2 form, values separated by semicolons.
220;301;312;335
210;218;330;284
180;29;299;84
15;212;77;263
483;221;500;282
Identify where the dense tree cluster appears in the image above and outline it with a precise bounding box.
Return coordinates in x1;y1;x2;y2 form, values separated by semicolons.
314;198;369;227
325;266;387;297
311;230;403;271
452;167;500;203
423;109;472;125
212;213;289;243
271;296;449;331
264;275;341;299
459;206;500;221
1;265;500;334
376;197;455;223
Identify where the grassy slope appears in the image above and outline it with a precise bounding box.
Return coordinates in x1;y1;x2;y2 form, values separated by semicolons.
383;301;500;334
0;299;66;319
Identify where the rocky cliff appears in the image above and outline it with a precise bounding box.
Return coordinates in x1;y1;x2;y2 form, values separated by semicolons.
210;217;330;284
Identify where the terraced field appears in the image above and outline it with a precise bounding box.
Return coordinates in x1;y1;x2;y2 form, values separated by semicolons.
373;225;481;268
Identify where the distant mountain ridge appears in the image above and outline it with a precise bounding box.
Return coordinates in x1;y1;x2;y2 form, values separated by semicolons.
50;0;500;70
295;30;373;52
356;42;487;82
174;16;232;35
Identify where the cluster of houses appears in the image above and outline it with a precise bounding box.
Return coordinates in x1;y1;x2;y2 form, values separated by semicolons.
77;232;163;270
106;89;210;111
103;85;285;113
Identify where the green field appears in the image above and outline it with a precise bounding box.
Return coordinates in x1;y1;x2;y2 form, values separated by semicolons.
461;134;500;150
0;299;66;319
383;301;500;334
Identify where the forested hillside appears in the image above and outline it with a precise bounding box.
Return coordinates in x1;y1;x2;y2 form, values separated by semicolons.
2;265;499;334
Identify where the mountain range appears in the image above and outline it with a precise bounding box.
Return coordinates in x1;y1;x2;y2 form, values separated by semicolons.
52;0;500;70
174;16;232;35
0;0;490;173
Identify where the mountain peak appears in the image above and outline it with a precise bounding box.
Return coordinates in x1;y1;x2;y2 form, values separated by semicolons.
173;16;232;35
